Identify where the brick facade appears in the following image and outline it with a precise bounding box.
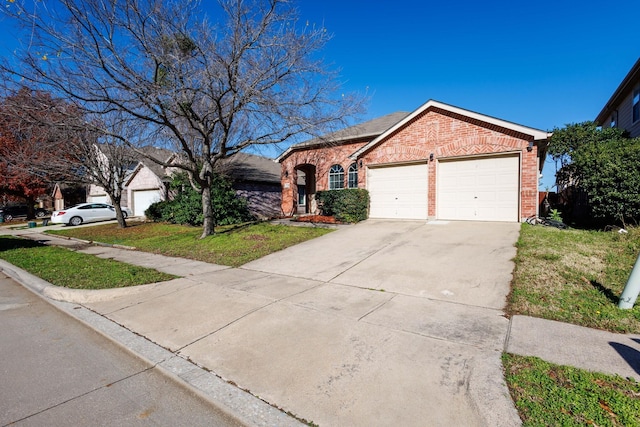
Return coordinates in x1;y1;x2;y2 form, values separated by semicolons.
279;102;547;221
280;140;368;217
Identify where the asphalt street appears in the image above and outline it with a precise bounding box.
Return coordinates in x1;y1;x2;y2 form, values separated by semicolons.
0;272;244;427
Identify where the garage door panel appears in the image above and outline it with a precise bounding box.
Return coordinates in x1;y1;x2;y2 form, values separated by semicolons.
437;156;519;222
133;190;161;217
368;164;428;220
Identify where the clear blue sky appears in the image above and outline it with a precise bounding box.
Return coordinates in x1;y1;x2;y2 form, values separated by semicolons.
1;0;639;190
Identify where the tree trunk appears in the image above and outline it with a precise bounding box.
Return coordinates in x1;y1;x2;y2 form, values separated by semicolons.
25;196;36;220
114;204;128;228
200;185;215;238
110;195;127;228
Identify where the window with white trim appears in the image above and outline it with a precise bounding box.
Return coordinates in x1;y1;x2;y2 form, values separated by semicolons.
633;86;640;123
348;163;358;188
329;164;344;190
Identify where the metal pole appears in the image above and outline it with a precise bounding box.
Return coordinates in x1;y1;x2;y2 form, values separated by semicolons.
619;252;640;309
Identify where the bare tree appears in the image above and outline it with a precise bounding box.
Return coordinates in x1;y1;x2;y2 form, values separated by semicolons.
69;116;142;228
1;87;140;227
1;0;364;237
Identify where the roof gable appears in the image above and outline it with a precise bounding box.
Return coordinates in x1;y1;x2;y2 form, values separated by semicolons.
350;100;551;159
595;57;640;124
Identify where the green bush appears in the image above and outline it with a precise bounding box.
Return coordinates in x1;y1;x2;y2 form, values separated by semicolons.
548;122;640;225
146;173;254;226
316;189;369;223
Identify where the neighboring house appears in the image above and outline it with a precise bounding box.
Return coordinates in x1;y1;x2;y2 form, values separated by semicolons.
52;183;87;210
217;152;282;219
123;147;175;217
90;147;281;219
278;100;551;222
596;57;640;138
86;146;175;216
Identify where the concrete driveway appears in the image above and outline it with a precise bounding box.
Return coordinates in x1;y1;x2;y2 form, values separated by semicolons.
244;220;520;309
77;220;521;426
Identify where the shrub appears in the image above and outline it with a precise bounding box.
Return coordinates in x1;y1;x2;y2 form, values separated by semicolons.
145;173;254;226
316;189;369;223
548;122;640;226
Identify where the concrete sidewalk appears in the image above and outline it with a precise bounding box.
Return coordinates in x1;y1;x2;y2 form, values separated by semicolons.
506;315;640;380
2;222;639;426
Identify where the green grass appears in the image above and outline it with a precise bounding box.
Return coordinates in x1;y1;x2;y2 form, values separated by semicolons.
0;236;176;289
503;353;640;427
509;224;640;333
47;221;333;267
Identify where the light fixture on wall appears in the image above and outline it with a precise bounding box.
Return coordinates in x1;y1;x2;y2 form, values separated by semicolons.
527;141;534;152
359;159;363;168
285;170;289;178
429;153;434;162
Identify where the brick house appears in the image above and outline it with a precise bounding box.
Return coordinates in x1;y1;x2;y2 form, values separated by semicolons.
596;57;640;138
277;100;551;222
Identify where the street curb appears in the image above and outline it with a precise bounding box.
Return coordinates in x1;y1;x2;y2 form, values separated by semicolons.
0;260;303;427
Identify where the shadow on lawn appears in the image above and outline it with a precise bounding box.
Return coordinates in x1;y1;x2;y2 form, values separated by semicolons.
0;236;45;252
589;279;619;305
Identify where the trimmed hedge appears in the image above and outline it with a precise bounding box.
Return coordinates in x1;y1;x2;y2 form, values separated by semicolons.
316;189;369;223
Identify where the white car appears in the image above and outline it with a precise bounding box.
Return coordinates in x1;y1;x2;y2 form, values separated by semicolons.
51;203;132;226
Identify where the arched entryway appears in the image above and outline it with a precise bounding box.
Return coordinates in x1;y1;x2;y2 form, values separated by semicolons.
295;164;316;214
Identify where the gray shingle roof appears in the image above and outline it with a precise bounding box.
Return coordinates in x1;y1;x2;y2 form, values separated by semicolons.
135;146;175;179
277;111;410;161
216;152;280;184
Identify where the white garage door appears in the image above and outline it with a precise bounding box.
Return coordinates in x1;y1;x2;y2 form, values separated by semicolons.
133;190;161;217
368;163;428;220
437;155;519;222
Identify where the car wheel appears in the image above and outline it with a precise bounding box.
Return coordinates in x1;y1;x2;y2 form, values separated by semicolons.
35;211;45;218
4;214;13;222
69;216;83;226
122;211;128;219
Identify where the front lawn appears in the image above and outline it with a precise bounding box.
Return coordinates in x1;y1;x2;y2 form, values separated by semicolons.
506;224;640;426
0;236;176;289
504;353;640;427
48;221;333;267
508;224;640;333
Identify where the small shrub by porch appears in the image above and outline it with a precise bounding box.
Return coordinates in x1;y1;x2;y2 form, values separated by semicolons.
316;189;369;223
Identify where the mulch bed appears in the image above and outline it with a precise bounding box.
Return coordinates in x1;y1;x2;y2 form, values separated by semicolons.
292;215;341;224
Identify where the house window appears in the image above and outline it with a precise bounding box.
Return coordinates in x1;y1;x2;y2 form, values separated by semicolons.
328;164;344;190
348;163;358;188
297;185;306;206
610;111;618;128
633;87;640;123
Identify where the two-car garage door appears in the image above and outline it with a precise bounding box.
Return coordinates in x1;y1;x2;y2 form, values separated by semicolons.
437;155;519;222
367;155;520;222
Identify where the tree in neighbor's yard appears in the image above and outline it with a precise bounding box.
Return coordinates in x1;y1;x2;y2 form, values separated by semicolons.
1;0;365;238
0;88;138;227
548;121;640;225
0;88;81;218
